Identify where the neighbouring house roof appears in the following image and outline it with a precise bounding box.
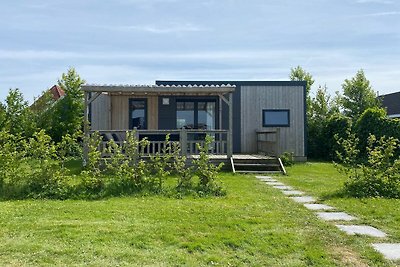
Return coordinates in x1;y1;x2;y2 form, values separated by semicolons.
30;85;65;111
81;84;235;95
379;91;400;118
49;85;65;100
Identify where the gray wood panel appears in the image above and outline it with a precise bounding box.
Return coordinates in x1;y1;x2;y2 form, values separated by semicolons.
240;86;305;157
91;95;158;130
90;94;110;130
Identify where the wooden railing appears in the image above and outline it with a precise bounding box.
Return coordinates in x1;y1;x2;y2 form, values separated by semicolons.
90;129;228;156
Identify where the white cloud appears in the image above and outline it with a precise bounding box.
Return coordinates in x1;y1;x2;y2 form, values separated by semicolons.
357;11;400;17
356;0;394;4
110;23;209;33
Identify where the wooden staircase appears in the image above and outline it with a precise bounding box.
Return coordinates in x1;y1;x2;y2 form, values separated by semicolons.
230;156;286;175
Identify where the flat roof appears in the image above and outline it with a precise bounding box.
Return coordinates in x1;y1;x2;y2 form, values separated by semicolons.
82;84;235;95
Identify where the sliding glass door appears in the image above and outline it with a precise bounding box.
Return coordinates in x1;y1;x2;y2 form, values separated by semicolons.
176;99;216;130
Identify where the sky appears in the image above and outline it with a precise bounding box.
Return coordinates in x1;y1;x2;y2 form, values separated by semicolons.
0;0;399;103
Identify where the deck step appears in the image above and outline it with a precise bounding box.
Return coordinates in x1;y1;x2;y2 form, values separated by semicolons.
231;157;286;174
235;170;282;174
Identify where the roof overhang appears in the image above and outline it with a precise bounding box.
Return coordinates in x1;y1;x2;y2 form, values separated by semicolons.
82;84;235;95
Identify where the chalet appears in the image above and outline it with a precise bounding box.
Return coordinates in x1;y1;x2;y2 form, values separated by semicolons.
82;80;307;171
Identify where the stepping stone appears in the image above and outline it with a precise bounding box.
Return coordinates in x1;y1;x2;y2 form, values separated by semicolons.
255;175;273;179
273;185;293;190
336;225;387;238
316;212;356;221
372;243;400;260
265;182;285;186
304;203;335;210
282;190;304;196
259;178;278;182
290;196;316;203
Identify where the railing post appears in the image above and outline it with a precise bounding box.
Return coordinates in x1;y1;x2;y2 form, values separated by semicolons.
180;128;187;157
227;93;233;158
83;91;89;166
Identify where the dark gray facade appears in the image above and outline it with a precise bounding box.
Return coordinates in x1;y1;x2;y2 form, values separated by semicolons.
379;92;400;118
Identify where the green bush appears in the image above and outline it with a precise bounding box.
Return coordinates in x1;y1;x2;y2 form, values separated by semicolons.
280;152;294;166
0;130;226;200
355;107;400;160
193;135;225;196
335;132;400;198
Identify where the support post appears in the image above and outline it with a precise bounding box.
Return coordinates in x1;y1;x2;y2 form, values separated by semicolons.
180;128;187;157
83;91;89;166
227;93;233;158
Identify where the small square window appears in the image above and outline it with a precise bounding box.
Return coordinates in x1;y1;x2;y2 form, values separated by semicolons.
262;109;290;127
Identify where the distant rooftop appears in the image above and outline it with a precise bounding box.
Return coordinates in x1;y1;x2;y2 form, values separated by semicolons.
379;91;400;118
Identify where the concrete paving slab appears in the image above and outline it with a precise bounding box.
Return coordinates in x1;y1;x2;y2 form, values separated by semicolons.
273;185;293;190
303;203;335;210
282;190;304;196
255;175;273;179
372;243;400;260
290;196;317;203
265;182;285;186
336;225;387;238
259;178;278;182
316;212;356;221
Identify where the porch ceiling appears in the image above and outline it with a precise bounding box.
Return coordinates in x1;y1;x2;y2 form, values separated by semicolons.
82;84;235;95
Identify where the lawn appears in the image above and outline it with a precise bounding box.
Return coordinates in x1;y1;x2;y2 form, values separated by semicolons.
0;166;397;266
283;162;400;243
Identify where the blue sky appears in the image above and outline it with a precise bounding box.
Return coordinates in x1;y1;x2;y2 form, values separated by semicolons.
0;0;399;103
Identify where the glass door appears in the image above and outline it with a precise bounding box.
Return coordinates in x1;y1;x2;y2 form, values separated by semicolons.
129;99;147;129
176;99;216;130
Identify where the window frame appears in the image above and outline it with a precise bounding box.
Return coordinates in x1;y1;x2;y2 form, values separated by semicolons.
262;109;290;127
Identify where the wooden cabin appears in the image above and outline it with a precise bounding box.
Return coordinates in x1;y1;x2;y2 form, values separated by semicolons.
82;80;307;165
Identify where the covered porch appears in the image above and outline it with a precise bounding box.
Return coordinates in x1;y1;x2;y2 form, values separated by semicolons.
82;84;235;158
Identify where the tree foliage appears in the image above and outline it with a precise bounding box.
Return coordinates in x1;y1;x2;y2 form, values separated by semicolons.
0;89;37;137
289;66;315;117
36;68;85;142
341;69;380;121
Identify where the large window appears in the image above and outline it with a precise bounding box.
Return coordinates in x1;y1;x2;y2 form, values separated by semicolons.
262;109;290;127
129;99;147;129
176;100;216;129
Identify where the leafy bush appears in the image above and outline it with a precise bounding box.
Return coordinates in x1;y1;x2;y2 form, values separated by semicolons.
171;142;194;193
335;132;400;198
280;152;294;166
0;130;226;200
193;135;225;196
355;107;400;159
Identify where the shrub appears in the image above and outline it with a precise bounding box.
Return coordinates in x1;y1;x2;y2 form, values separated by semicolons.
280;152;294;166
172;142;194;193
335;132;400;198
193;135;225;196
148;134;173;192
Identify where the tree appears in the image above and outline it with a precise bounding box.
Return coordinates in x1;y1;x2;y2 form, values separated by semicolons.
341;69;380;121
307;85;341;159
1;89;36;137
47;68;85;142
289;66;315;117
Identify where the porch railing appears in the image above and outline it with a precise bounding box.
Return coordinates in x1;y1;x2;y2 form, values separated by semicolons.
90;129;228;156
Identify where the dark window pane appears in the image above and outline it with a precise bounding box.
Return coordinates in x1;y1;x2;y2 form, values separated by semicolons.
177;101;195;129
198;102;216;130
130;100;146;129
263;110;289;127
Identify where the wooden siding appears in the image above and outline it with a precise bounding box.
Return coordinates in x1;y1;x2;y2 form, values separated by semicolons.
90;94;111;130
91;94;158;130
240;86;305;157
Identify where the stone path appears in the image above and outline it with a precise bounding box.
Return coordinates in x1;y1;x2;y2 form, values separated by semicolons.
255;175;400;262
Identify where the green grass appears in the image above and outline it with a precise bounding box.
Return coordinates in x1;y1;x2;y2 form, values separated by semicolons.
0;169;396;266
